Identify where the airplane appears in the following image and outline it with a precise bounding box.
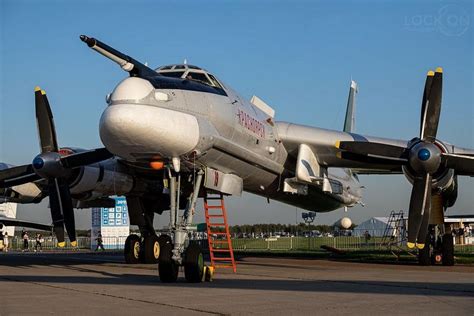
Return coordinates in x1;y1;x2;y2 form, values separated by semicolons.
0;35;473;282
0;202;52;237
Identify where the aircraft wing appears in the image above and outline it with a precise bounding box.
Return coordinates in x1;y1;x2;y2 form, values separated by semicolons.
276;122;474;175
277;122;407;174
0;216;53;232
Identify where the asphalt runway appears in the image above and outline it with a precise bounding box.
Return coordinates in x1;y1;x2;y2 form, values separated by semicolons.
0;252;472;315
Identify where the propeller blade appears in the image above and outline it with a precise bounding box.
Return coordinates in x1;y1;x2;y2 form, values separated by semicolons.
338;151;407;165
48;178;76;246
407;174;432;248
415;194;432;250
420;68;442;142
442;153;474;176
61;148;113;169
336;141;408;160
420;70;434;136
0;164;35;182
1;173;41;188
48;179;65;245
35;87;59;153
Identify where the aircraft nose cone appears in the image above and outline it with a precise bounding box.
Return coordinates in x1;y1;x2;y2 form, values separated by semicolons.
99;104;200;160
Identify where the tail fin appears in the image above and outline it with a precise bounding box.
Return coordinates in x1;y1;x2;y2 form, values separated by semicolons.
343;80;358;133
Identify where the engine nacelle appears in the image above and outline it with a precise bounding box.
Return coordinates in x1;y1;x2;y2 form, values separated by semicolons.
69;161;134;199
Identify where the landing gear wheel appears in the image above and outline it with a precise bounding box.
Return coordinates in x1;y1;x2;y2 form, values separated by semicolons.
418;234;431;266
184;243;204;283
442;233;454;266
124;234;140;264
157;234;172;250
158;242;179;283
142;235;160;264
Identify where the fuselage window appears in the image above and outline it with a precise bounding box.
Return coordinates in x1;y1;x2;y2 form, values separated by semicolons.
160;71;185;78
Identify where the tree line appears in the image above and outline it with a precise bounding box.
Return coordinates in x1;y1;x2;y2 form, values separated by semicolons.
228;223;334;235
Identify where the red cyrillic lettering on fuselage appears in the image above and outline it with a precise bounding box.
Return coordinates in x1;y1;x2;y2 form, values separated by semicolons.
237;109;265;138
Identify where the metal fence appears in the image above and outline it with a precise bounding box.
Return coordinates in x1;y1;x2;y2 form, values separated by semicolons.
3;236;126;251
231;237;369;251
2;236;473;253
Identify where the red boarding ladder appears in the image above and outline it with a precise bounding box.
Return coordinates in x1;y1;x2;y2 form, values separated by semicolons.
204;192;236;273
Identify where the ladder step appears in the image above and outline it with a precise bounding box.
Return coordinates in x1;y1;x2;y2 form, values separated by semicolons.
208;223;226;227
206;205;223;209
206;215;224;218
210;240;229;244
209;232;227;235
205;196;223;200
211;257;234;261
210;249;231;252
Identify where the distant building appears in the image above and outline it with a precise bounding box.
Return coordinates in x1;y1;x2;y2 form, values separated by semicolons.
353;217;392;237
445;215;474;245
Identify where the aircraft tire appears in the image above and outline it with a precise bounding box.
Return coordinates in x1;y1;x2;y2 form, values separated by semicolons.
158;242;179;283
418;233;431;266
441;233;454;266
157;234;172;250
142;235;160;264
124;234;141;264
184;243;204;283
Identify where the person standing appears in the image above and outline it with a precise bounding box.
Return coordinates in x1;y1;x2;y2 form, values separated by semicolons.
22;230;29;252
35;233;43;252
95;231;105;251
3;232;9;252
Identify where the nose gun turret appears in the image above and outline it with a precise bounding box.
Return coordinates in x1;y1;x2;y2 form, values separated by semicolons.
80;35;157;78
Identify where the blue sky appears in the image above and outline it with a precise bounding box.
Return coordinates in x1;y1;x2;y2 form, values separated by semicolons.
1;0;473;228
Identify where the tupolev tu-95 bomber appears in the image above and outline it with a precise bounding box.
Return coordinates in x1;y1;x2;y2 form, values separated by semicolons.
1;35;473;282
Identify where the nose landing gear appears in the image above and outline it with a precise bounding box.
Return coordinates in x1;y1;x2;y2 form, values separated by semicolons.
157;168;208;283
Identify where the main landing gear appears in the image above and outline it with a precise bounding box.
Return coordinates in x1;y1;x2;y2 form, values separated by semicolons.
157;168;211;283
124;233;172;264
418;224;454;266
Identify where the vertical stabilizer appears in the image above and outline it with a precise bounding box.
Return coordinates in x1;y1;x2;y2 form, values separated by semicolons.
343;80;358;133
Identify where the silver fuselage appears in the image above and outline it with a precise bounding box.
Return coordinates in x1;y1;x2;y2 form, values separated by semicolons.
99;75;363;212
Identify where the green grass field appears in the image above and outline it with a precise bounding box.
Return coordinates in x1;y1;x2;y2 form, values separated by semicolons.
231;237;474;265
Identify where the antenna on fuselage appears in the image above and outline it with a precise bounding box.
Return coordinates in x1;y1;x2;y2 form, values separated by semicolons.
183;58;187;65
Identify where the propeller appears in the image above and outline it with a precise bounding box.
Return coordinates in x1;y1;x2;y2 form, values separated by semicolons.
0;87;113;247
336;68;474;249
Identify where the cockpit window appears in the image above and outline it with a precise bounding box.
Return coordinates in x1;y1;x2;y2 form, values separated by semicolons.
207;74;224;89
186;72;212;86
175;65;186;69
160;65;173;70
160;71;185;78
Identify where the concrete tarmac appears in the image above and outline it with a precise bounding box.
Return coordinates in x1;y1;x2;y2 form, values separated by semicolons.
0;252;472;315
